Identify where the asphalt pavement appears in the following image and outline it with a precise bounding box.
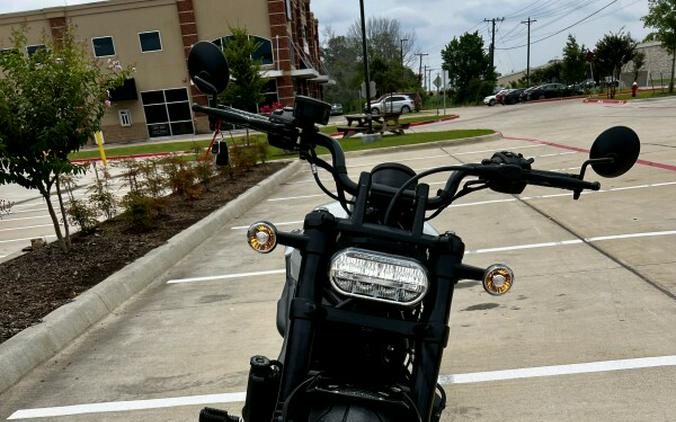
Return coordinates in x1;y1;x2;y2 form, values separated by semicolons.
1;97;675;421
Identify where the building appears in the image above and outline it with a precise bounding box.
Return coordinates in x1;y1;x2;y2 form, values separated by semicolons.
0;0;328;143
620;41;675;88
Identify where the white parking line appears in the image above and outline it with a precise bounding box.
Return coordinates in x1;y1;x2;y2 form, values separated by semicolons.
8;355;675;419
0;235;57;244
0;214;51;223
166;269;286;284
0;223;59;233
261;180;676;211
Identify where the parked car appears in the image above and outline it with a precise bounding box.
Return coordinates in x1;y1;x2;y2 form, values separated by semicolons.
330;103;344;115
483;94;497;106
524;83;570;101
400;92;422;111
519;86;538;102
495;89;510;104
503;88;525;105
365;94;415;114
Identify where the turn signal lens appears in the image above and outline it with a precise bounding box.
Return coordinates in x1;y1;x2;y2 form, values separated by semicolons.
247;221;277;253
482;264;514;295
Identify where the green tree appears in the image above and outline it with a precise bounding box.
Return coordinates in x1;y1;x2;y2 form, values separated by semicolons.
632;51;646;81
321;32;362;111
594;30;637;98
0;27;128;251
562;34;587;84
441;31;496;104
219;27;266;112
642;0;676;92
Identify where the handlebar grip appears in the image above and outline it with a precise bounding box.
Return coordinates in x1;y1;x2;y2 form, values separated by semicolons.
525;169;600;191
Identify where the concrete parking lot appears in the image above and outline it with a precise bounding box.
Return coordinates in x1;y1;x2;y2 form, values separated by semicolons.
1;97;675;421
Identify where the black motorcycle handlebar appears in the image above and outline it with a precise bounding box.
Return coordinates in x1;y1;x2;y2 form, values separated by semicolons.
192;103;600;208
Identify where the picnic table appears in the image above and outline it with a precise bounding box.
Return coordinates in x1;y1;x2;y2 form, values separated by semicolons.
337;112;410;138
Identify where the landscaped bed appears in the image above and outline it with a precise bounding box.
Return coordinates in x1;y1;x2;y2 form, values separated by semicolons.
0;162;285;344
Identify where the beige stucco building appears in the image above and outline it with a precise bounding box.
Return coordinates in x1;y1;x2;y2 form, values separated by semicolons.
0;0;327;143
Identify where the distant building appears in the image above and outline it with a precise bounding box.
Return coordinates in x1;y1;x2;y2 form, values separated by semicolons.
0;0;328;143
620;41;675;88
497;60;561;87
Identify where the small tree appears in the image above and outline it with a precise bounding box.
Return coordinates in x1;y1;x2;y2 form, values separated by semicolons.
219;27;266;112
0;27;129;251
632;51;646;82
594;30;637;98
642;0;676;93
441;31;496;104
562;34;587;84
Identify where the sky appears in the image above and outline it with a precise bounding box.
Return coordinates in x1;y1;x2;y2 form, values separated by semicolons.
0;0;652;78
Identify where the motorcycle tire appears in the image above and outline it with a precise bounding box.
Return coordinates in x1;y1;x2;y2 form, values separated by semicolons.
307;402;399;422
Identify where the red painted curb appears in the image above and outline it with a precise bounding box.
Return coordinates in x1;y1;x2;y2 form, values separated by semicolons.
503;134;676;172
582;98;627;105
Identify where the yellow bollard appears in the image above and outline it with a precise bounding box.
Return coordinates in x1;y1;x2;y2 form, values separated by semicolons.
94;131;108;167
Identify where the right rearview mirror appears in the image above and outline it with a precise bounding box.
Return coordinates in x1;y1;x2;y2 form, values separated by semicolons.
188;41;230;96
589;126;640;178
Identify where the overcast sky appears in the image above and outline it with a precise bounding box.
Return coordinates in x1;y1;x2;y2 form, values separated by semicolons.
1;0;651;78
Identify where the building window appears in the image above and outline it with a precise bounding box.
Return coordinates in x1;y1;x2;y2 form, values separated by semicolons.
118;109;132;127
26;44;46;57
213;35;274;65
139;31;162;53
262;79;279;105
92;36;115;57
140;88;193;138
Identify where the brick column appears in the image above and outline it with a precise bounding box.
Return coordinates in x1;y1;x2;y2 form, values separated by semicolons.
268;0;294;106
48;17;67;45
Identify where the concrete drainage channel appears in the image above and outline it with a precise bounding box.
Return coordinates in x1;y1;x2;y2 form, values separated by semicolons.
0;132;499;395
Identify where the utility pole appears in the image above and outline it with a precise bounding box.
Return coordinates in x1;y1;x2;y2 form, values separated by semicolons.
521;17;536;86
426;68;434;93
423;65;427;92
358;0;372;132
483;17;504;70
415;52;428;88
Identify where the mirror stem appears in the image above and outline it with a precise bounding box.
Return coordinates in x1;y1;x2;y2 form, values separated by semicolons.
573;157;615;200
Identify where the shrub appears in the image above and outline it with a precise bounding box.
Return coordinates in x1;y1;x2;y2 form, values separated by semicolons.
66;198;98;233
160;155;202;200
89;165;117;219
121;191;161;231
194;159;215;190
0;199;13;218
229;144;258;175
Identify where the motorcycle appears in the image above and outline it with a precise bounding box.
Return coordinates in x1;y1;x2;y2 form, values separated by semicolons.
186;41;641;422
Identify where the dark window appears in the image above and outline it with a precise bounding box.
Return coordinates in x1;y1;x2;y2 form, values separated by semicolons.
165;88;188;102
139;31;162;52
167;102;191;121
26;44;46;57
171;121;194;135
141;90;165;105
92;36;115;57
144;104;169;124
252;36;273;65
148;123;171;137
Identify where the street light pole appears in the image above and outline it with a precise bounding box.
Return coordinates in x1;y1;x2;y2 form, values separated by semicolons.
359;0;372;132
400;38;408;78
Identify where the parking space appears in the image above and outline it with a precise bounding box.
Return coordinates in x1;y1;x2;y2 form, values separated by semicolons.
2;98;675;421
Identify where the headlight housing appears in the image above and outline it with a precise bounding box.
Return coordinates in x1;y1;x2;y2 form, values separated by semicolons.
329;248;429;306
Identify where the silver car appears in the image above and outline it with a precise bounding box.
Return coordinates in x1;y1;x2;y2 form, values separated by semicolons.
366;95;414;114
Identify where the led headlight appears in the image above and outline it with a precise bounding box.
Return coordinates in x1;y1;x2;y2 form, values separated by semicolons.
329;248;428;306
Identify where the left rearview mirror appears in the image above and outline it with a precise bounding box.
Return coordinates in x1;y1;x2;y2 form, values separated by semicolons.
188;41;230;96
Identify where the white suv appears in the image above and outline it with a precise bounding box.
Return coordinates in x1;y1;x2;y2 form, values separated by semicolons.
366;95;415;114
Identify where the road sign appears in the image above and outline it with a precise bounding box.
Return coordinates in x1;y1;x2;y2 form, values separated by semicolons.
433;74;442;89
360;81;377;98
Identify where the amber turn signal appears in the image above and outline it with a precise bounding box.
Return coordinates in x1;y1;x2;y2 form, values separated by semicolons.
482;264;514;296
247;221;278;254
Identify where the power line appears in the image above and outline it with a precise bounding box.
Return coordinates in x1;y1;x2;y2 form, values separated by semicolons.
495;0;620;51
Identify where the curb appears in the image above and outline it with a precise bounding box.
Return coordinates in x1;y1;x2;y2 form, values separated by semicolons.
0;160;302;395
525;95;586;104
338;132;503;159
582;98;627;105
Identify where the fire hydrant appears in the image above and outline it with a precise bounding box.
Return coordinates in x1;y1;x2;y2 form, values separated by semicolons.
631;81;638;97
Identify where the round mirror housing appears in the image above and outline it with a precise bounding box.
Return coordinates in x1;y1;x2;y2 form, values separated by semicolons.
590;126;640;178
188;41;229;96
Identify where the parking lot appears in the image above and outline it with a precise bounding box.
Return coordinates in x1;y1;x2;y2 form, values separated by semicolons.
1;97;675;421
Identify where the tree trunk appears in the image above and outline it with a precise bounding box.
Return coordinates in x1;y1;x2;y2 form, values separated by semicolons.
670;47;675;94
40;186;67;252
55;176;71;250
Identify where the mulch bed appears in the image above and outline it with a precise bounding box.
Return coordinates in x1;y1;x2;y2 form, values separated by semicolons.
0;162;285;344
